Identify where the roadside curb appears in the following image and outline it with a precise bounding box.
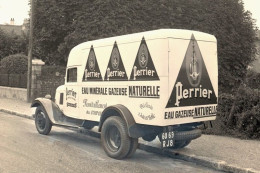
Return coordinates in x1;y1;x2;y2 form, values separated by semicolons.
0;109;34;120
74;128;259;173
1;109;259;173
138;144;258;173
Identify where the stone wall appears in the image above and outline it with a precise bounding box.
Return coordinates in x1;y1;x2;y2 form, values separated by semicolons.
32;65;66;100
36;73;65;99
0;86;27;101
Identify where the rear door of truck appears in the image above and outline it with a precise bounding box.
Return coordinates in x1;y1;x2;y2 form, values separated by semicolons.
165;33;218;124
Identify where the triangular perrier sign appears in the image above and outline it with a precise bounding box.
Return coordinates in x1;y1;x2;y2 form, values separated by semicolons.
130;37;159;81
105;42;128;81
83;46;103;81
166;34;217;108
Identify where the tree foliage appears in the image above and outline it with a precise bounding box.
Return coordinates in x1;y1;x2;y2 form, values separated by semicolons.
0;53;28;74
0;29;28;61
33;0;257;92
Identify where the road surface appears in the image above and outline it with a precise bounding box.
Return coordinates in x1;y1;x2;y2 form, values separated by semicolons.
0;112;222;173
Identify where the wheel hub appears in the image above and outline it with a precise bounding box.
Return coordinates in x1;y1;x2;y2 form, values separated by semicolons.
107;126;121;151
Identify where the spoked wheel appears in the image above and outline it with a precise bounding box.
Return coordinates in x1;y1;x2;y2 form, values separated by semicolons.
101;116;135;159
35;106;52;135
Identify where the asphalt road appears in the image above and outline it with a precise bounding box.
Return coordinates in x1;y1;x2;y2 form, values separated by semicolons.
0;112;222;173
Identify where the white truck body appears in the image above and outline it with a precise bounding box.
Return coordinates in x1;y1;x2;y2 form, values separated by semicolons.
33;29;218;159
56;29;217;126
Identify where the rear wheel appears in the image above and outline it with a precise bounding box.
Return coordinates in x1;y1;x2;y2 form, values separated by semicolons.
35;106;52;135
126;138;138;158
101;116;132;159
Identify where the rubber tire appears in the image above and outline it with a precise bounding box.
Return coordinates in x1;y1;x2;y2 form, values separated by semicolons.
174;129;201;141
101;116;131;160
126;138;138;158
35;106;52;135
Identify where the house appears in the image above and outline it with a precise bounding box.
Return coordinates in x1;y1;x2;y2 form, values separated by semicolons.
250;31;260;73
0;18;29;36
251;30;260;73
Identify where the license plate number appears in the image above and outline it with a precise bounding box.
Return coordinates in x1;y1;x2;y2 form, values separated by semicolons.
161;131;175;148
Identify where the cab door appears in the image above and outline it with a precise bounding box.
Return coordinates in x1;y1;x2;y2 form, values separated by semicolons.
63;67;80;118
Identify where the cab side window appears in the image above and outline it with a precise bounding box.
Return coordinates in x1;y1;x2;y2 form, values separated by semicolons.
67;68;77;82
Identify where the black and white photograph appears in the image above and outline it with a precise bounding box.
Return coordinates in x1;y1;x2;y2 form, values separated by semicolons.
0;0;259;172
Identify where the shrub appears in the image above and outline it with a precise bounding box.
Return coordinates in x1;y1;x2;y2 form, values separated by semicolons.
0;65;7;74
0;54;28;74
217;93;235;125
245;70;260;89
215;86;260;139
233;86;260;138
0;29;28;61
236;104;260;138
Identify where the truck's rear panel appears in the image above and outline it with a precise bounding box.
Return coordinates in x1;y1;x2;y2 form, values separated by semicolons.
163;32;218;126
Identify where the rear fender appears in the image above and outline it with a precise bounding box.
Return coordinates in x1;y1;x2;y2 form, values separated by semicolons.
99;104;164;138
98;104;136;137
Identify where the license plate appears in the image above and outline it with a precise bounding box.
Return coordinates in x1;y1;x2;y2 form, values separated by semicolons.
161;131;175;148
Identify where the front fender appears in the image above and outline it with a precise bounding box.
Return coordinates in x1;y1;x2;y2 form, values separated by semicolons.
31;98;63;124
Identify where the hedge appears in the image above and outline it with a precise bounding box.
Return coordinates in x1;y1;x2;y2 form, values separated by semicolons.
208;86;260;139
0;54;28;74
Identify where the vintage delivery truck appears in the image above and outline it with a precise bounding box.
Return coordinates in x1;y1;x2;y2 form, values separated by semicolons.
32;29;218;159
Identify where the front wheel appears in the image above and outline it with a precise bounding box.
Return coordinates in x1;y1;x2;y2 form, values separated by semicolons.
101;116;132;159
35;106;52;135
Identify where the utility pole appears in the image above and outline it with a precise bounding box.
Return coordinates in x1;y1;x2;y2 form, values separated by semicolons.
27;0;34;102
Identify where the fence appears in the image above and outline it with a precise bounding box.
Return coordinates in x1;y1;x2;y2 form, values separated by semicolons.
0;74;27;88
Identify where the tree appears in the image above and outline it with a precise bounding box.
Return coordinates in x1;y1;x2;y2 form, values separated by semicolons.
0;29;28;61
0;54;28;74
33;0;257;92
33;0;76;65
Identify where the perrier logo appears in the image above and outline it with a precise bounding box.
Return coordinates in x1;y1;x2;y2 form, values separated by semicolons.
166;34;217;108
105;42;128;81
130;37;159;81
83;46;102;81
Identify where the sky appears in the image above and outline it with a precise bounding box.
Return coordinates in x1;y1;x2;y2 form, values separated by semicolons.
243;0;260;28
0;0;29;25
0;0;259;27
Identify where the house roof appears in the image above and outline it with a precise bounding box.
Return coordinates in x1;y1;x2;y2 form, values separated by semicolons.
0;24;24;36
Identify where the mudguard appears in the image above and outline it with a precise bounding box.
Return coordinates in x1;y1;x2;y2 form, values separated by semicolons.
98;105;136;136
31;98;83;127
99;104;163;138
31;98;62;124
